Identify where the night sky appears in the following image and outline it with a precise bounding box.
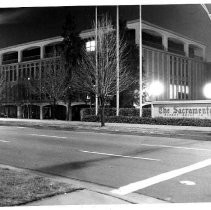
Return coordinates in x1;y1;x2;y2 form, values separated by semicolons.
0;6;139;48
1;5;211;61
142;4;211;61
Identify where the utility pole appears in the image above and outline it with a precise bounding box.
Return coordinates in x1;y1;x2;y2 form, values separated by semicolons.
139;5;143;117
116;5;120;116
95;6;98;116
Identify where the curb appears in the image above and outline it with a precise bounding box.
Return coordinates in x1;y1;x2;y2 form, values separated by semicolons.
1;119;211;142
0;164;167;205
1;117;211;131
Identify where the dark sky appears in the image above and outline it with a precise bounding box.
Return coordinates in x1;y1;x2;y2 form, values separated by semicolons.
2;5;211;61
0;6;139;48
142;4;211;44
142;4;211;61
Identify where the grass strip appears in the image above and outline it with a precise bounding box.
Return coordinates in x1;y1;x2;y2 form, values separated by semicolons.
0;167;83;206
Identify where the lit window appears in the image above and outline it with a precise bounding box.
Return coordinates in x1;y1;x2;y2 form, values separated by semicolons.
174;85;177;99
178;85;181;92
182;85;185;93
186;86;189;94
170;84;173;99
86;40;95;52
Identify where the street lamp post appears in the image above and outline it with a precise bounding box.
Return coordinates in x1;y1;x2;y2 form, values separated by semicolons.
116;5;120;116
27;77;30;119
95;6;98;116
139;5;142;117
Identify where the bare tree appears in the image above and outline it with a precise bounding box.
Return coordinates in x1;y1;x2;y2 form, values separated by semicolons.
73;16;135;126
30;59;71;119
0;71;5;96
0;70;5;110
0;71;6;116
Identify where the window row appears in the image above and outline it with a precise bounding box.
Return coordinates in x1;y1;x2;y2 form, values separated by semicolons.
169;56;188;78
2;43;62;65
170;84;189;100
86;40;95;52
1;59;61;82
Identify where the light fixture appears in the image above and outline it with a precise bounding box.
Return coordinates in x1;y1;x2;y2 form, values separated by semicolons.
203;83;211;99
147;80;164;97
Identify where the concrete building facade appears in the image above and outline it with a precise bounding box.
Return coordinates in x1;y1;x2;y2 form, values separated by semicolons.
128;19;209;102
0;19;210;119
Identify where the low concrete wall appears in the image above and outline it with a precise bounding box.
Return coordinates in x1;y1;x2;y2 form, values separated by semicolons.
152;100;211;119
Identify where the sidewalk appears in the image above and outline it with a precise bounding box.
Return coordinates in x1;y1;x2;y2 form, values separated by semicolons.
26;189;167;205
23;169;167;206
0;118;211;134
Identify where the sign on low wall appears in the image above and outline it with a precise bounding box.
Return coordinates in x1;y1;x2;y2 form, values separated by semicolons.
152;100;211;119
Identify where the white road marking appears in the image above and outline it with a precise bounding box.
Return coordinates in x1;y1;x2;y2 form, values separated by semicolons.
29;134;67;139
0;140;9;143
140;143;211;152
180;180;196;186
79;150;160;161
111;159;211;195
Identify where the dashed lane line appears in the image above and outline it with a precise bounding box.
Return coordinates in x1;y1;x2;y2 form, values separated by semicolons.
111;158;211;195
27;134;161;161
140;143;211;152
29;134;211;152
29;134;67;139
27;135;161;161
79;150;161;162
0;140;9;143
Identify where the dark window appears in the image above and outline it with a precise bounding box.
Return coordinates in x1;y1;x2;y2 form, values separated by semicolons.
31;66;34;79
6;71;9;82
2;52;18;64
14;70;17;81
10;70;13;81
44;43;62;58
168;40;184;55
23;68;26;78
22;48;40;62
142;31;163;50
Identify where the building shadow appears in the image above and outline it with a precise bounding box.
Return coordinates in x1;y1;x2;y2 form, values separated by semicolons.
35;146;163;175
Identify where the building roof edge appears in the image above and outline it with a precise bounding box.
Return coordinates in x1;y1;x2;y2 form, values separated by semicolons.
127;19;206;47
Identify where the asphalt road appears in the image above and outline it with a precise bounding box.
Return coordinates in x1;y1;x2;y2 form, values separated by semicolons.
1;125;211;203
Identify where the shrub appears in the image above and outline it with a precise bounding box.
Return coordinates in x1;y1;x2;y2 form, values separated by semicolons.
81;115;211;127
119;108;139;116
81;107;211;127
81;108;116;117
81;108;95;116
81;107;151;119
104;108;116;116
142;108;151;118
82;115;99;122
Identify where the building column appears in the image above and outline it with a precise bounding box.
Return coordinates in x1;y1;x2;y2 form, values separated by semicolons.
162;35;168;51
40;46;45;59
40;105;43;120
18;50;22;62
17;106;22;119
203;47;206;61
0;54;3;65
184;43;189;57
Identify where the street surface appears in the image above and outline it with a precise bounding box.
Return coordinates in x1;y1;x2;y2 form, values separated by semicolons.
1;125;211;203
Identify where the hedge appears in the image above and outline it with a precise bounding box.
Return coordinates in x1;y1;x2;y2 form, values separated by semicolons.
82;115;211;127
81;108;151;118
